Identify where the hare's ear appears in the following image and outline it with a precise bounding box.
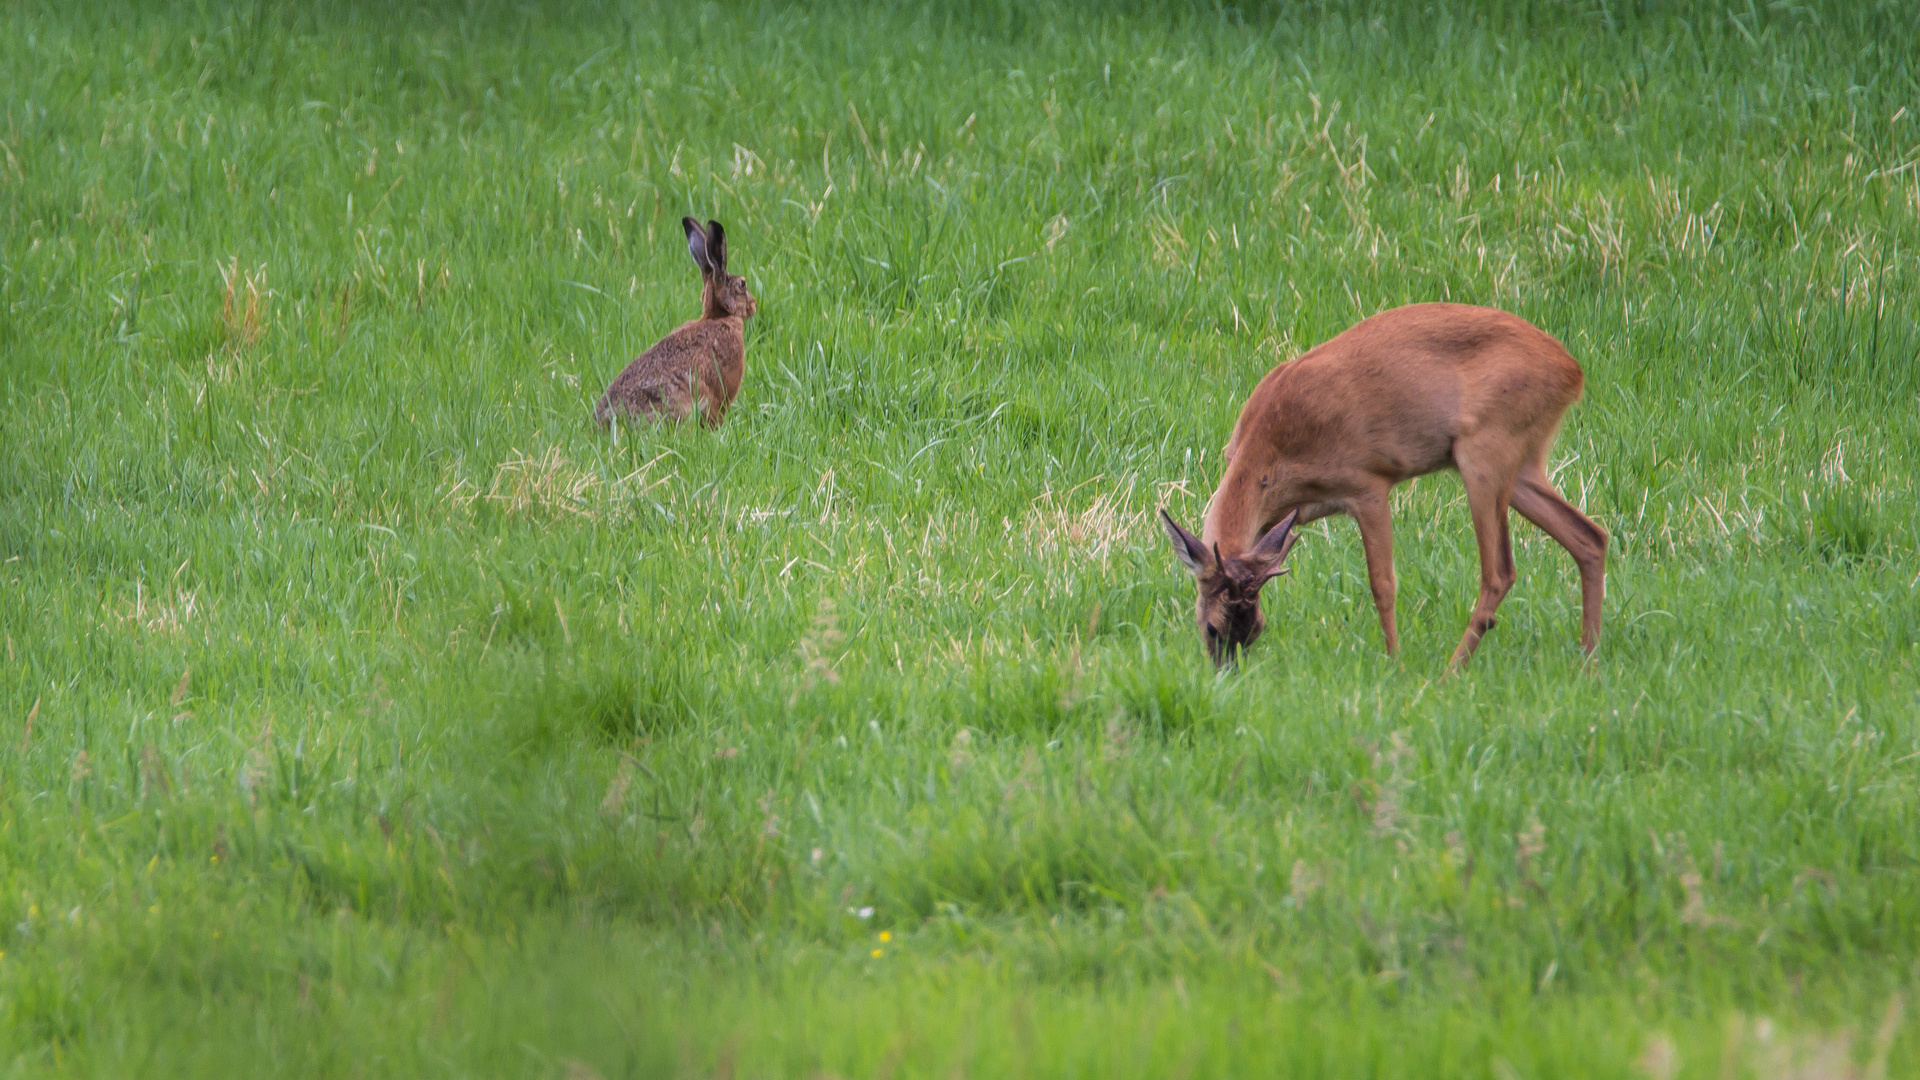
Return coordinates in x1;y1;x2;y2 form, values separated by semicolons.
683;217;714;277
706;220;728;276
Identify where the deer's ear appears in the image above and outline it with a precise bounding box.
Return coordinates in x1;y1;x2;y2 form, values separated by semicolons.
1247;509;1301;583
1159;508;1210;576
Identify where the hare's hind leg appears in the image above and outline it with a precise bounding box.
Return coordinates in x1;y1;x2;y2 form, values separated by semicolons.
602;384;680;427
623;380;691;425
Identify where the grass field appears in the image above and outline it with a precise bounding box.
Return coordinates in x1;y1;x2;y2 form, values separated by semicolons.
4;0;1920;1075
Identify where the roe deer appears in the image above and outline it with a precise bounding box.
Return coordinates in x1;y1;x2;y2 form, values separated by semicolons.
1159;303;1606;670
595;217;756;428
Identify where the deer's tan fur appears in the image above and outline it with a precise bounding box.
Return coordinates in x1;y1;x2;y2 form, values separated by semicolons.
1161;303;1607;669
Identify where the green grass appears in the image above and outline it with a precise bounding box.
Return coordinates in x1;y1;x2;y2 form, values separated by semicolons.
4;0;1920;1075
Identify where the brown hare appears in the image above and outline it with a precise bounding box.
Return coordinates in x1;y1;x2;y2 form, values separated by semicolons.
1160;303;1606;670
595;217;756;428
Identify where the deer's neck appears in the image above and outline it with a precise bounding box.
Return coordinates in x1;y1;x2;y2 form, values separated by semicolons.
1202;453;1315;556
1201;458;1267;554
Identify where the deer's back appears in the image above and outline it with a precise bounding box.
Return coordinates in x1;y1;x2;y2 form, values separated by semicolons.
1231;304;1582;480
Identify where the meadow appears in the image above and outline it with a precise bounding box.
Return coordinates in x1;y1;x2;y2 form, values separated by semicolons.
3;0;1919;1075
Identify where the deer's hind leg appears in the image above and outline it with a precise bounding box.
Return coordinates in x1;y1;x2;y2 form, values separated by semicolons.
1448;439;1523;671
1510;461;1608;656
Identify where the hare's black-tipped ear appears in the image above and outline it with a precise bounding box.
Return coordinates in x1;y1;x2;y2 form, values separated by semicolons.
706;220;727;276
1247;508;1301;584
1159;508;1210;576
683;217;714;276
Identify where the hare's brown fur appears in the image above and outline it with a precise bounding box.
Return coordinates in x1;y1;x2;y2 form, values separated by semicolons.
595;218;755;428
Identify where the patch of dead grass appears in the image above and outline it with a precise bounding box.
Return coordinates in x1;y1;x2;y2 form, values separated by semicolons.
444;448;673;520
1021;478;1147;566
106;580;202;635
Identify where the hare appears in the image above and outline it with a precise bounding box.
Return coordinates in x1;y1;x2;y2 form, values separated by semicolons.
594;217;757;428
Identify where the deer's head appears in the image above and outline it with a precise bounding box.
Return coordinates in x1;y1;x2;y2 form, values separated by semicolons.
1159;508;1300;668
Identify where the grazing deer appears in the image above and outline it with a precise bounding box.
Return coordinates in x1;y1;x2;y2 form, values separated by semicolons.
1159;303;1606;669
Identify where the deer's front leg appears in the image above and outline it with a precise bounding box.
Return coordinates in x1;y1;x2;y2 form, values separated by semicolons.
1349;490;1399;656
